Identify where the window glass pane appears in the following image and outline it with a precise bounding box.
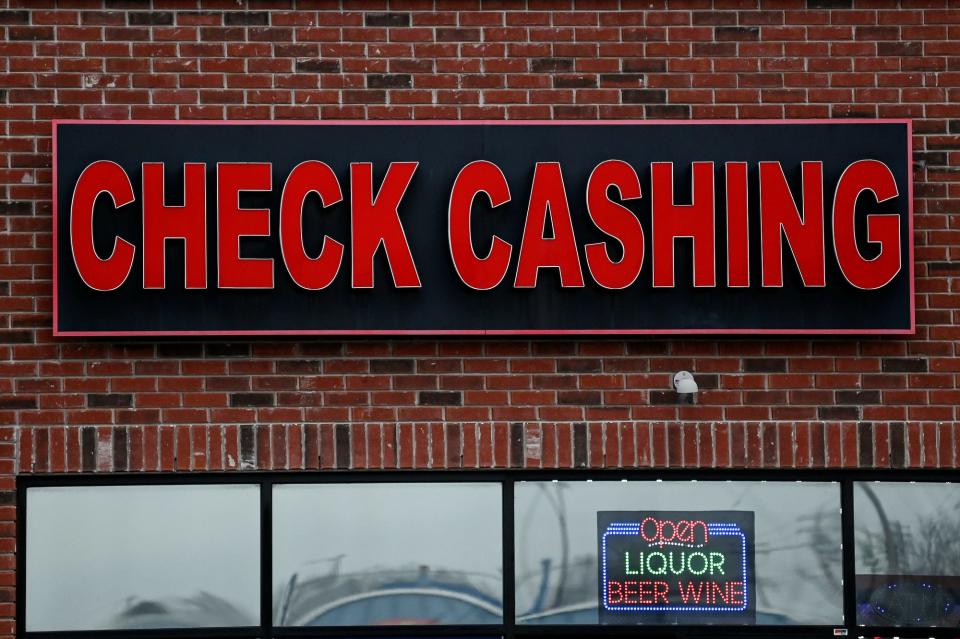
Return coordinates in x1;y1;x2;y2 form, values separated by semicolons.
25;484;260;631
273;483;503;626
854;482;960;628
515;480;842;626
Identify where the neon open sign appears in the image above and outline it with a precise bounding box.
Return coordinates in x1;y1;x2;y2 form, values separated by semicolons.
598;510;756;624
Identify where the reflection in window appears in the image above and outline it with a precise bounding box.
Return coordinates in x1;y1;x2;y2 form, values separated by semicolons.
855;482;960;628
273;483;503;626
514;481;842;626
25;484;260;631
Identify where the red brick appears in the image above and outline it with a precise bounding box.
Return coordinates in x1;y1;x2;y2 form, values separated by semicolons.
0;0;954;519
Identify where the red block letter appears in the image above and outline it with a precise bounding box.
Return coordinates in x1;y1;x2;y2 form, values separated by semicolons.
760;161;826;287
280;161;345;290
217;163;274;289
70;160;136;291
351;162;421;288
725;162;750;288
514;162;584;288
448;160;513;290
585;160;645;289
652;162;716;288
832;159;901;289
142;163;207;289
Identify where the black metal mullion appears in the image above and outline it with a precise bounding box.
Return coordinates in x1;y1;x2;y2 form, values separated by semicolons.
513;624;842;638
840;479;857;636
17;467;960;485
23;627;262;639
271;624;503;637
262;475;274;639
502;478;515;639
856;626;960;639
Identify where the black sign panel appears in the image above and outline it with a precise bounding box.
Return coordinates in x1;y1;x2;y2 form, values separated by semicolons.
53;120;913;336
598;510;756;625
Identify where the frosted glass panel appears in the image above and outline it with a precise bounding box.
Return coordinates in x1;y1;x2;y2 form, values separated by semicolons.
273;482;503;626
26;484;260;631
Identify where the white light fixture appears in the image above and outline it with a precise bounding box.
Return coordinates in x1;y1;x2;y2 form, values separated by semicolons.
673;370;699;394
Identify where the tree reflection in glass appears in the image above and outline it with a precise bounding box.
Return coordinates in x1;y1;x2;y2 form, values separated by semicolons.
855;482;960;628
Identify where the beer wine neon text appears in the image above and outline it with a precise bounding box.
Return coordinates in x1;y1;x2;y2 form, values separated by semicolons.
68;159;902;292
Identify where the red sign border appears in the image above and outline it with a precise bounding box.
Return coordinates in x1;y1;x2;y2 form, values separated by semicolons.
51;118;915;337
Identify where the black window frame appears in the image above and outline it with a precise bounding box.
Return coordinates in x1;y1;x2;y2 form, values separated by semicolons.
16;468;960;639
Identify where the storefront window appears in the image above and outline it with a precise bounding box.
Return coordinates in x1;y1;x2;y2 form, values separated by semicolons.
25;475;960;637
514;480;843;626
854;482;960;628
24;484;260;632
272;482;503;627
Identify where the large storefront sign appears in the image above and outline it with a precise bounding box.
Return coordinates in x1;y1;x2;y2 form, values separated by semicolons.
598;511;756;624
53;120;913;336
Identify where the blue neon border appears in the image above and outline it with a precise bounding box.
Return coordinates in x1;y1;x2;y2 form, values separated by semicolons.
601;522;750;613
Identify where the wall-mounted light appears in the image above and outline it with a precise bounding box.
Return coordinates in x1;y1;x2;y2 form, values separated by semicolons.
673;371;698;394
673;371;698;404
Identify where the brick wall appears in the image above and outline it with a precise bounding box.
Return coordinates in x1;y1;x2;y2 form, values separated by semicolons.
4;3;960;476
2;1;959;633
